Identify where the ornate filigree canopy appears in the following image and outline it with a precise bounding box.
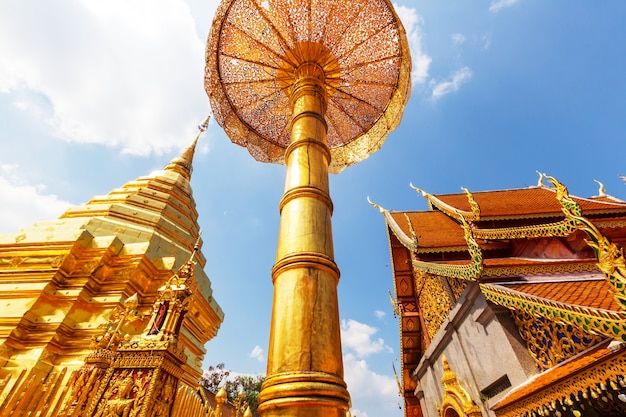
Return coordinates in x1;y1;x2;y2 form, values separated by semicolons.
205;0;412;173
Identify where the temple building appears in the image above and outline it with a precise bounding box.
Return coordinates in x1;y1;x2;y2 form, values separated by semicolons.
376;173;626;417
0;122;235;416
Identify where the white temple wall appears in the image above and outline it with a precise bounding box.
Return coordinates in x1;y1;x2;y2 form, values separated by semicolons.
413;283;539;417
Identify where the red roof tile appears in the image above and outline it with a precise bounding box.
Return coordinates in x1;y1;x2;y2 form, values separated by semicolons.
434;187;626;219
505;280;621;311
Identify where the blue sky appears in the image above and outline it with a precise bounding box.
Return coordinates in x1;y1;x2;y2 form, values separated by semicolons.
1;1;626;416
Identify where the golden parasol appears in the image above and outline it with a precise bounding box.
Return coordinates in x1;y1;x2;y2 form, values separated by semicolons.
205;0;411;173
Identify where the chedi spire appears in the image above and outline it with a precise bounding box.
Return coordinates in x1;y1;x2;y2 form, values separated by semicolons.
165;115;210;181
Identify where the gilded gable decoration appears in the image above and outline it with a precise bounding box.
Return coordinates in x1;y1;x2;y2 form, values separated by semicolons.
439;357;482;417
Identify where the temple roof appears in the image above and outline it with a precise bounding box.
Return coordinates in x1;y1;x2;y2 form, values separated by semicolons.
384;184;626;255
381;176;626;417
432;186;626;220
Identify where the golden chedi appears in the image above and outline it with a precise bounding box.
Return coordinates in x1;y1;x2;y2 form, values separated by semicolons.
0;120;224;417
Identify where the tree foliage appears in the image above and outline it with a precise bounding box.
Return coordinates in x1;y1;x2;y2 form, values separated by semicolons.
201;363;265;417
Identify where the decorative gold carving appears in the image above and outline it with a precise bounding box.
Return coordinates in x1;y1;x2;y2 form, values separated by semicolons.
414;270;427;296
392;362;403;397
461;187;481;220
419;276;455;339
410;183;480;221
92;368;153;417
447;278;467;302
412;216;483;281
481;283;626;341
471;217;578;241
389;289;401;318
495;348;626;417
546;174;626;310
91;293;143;351
440;357;482;417
149;372;177;417
0;254;66;268
57;365;109;417
232;389;253;417
512;310;605;371
9;257;23;267
483;260;597;278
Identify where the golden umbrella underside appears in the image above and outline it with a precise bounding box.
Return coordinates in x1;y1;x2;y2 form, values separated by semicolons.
205;0;412;173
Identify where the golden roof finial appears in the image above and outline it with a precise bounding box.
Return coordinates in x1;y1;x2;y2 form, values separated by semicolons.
409;182;429;199
165;115;210;181
536;170;545;187
461;187;480;219
388;289;400;317
594;179;607;197
367;196;387;214
392;362;403;397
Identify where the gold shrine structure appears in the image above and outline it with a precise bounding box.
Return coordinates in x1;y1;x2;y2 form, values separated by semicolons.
0;122;240;417
375;173;626;417
205;0;411;416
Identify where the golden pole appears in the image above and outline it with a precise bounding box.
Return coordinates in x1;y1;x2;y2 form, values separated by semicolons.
257;61;350;416
206;3;412;415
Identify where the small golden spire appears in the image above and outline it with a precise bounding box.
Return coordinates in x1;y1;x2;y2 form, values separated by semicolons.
165;115;210;181
216;386;227;402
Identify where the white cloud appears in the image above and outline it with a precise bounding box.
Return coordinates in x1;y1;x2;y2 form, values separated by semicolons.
343;353;402;416
489;0;519;13
374;310;386;319
0;165;71;233
0;0;211;157
482;33;493;50
431;67;473;99
249;345;265;363
341;319;393;358
451;33;466;45
394;4;432;85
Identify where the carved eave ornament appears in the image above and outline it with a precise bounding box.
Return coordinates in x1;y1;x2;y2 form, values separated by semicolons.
368;197;418;252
